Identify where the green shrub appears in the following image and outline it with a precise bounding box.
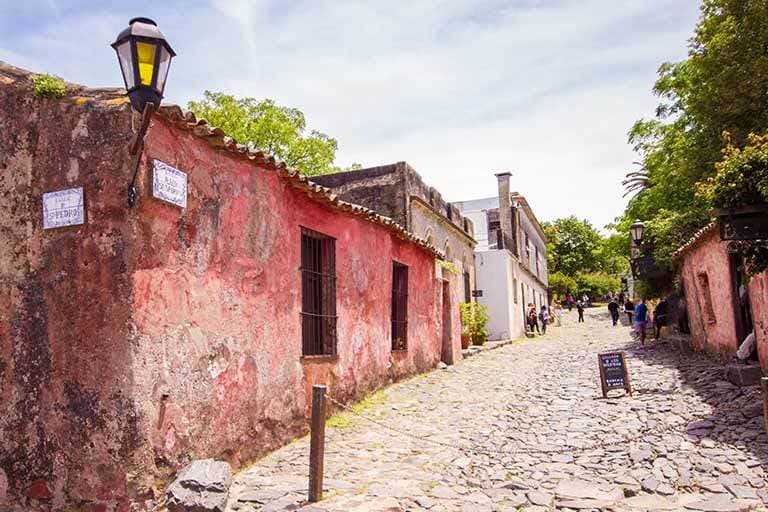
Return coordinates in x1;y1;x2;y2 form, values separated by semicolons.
548;271;578;300
575;272;621;297
31;74;67;98
699;132;768;275
701;132;768;209
460;302;489;345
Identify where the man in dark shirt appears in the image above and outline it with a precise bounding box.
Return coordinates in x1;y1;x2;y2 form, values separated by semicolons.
607;299;620;326
654;299;669;340
624;300;635;324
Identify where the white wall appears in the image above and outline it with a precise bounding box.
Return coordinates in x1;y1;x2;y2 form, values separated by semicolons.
475;249;528;341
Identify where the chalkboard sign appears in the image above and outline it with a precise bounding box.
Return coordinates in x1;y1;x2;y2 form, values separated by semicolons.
597;351;632;398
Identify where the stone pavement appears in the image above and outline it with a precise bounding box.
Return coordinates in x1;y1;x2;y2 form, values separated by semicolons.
224;308;768;512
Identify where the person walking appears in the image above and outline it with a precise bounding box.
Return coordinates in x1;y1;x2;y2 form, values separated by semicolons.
635;298;649;347
576;301;585;322
566;293;574;311
607;299;620;326
554;301;564;326
653;298;669;340
539;305;550;334
527;303;540;334
624;299;635;324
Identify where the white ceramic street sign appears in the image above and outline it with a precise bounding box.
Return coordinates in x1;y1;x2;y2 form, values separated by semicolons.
42;187;84;229
152;160;187;208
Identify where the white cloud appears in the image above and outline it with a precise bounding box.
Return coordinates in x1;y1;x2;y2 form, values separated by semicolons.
0;0;701;228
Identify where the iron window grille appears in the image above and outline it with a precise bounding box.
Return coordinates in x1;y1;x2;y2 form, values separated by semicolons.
300;227;337;356
391;262;409;351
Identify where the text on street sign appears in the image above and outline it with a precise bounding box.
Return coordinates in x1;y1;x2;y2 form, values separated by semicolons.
42;187;84;229
152;160;187;208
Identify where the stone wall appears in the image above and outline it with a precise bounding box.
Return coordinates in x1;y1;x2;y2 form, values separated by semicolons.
0;64;443;511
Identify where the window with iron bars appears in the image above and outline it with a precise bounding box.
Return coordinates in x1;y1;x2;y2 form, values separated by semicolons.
300;227;337;356
391;262;409;351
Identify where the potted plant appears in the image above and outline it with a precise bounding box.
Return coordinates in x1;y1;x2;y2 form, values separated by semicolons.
460;302;490;346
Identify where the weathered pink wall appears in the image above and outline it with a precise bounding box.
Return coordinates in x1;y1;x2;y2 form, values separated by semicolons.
678;229;739;360
133;117;443;475
0;64;448;511
747;273;768;374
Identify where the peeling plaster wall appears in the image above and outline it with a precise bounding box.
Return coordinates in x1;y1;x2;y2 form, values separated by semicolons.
134;119;442;480
747;273;768;374
0;67;149;510
0;65;442;511
677;230;739;360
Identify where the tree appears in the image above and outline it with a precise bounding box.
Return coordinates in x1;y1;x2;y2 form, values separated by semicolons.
543;217;629;298
542;217;603;276
548;272;578;300
619;0;768;269
575;273;622;298
188;91;346;177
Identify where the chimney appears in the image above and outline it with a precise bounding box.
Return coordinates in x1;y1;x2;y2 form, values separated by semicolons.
495;172;512;249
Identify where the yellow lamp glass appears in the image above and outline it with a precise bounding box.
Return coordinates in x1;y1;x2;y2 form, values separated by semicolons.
136;41;157;86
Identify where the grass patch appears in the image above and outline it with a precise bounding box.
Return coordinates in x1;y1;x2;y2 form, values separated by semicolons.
31;74;67;98
326;390;388;429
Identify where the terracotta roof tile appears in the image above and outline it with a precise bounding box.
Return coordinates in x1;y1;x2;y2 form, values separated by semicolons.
155;105;443;259
672;223;718;261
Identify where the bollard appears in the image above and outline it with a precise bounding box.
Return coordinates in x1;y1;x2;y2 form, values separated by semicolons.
762;378;768;437
309;385;327;503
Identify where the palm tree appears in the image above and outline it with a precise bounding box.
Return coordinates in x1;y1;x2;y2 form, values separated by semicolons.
622;162;651;198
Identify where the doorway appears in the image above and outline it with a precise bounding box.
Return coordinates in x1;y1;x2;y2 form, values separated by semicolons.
441;279;453;365
729;252;754;351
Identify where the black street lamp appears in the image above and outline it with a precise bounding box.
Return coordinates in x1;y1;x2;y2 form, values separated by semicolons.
630;219;645;247
112;17;175;113
112;17;176;207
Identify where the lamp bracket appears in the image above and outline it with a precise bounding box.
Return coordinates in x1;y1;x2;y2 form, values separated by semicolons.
127;102;156;208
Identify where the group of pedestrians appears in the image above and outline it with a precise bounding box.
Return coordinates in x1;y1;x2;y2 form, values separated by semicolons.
605;292;670;348
526;303;551;335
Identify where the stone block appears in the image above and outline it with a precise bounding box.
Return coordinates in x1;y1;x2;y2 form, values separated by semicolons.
167;459;232;512
724;363;763;387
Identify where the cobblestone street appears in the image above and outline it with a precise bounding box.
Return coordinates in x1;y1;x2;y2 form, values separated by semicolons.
226;308;768;512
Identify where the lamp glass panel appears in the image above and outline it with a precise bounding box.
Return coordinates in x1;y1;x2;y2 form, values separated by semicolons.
136;41;157;86
116;40;135;89
155;45;172;94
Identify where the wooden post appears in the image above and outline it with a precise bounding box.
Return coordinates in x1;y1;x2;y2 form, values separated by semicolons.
762;378;768;437
597;354;608;399
308;385;327;503
621;351;633;397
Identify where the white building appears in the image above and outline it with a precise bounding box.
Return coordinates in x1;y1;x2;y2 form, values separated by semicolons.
455;173;549;340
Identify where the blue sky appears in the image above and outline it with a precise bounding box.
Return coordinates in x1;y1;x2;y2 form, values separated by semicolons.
0;0;701;229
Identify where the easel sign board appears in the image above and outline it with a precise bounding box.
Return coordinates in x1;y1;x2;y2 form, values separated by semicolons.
598;351;632;398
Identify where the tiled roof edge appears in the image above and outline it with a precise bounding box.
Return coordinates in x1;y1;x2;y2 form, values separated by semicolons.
672;223;718;262
155;105;444;259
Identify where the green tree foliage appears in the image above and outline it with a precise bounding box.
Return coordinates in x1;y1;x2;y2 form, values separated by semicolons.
700;132;768;275
188;91;345;177
542;217;628;298
575;273;622;298
620;0;768;269
548;272;578;299
542;217;603;276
